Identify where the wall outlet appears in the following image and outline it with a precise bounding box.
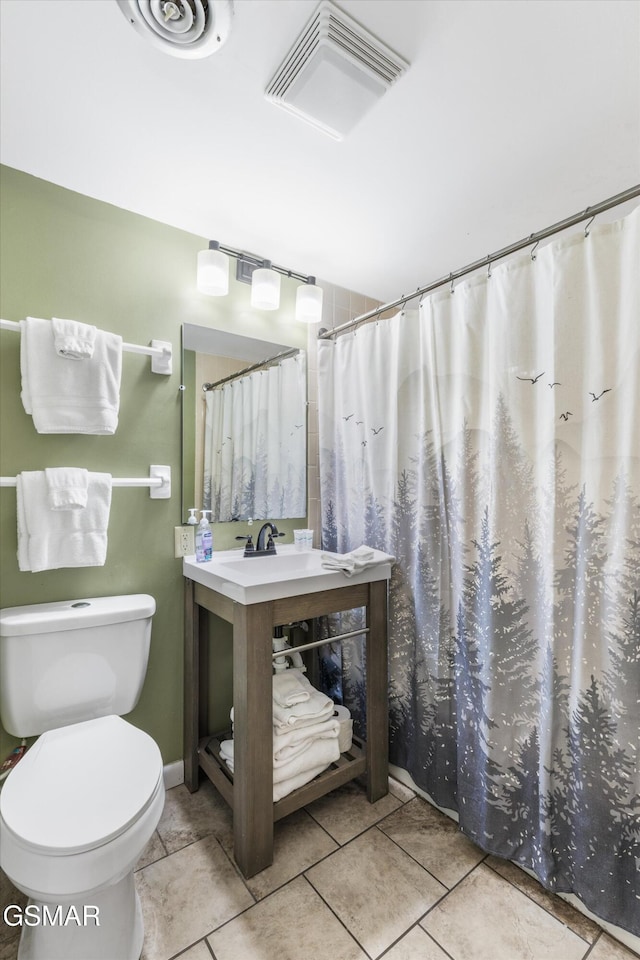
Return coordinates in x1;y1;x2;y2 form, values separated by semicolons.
174;526;195;558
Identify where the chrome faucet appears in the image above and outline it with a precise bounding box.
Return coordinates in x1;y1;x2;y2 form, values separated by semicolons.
256;522;284;555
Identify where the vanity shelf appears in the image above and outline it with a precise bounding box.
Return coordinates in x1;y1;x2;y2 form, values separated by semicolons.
183;557;390;879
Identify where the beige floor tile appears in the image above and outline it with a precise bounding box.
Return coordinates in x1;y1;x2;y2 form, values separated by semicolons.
156;779;233;855
176;941;213;960
485;854;602;943
306;827;447;959
208;875;367;960
383;925;451;960
0;870;25;959
589;933;640;959
220;808;337;900
379;797;485;888
0;939;19;960
135;829;167;871
421;863;590;960
388;776;416;803
305;778;402;844
137;833;253;960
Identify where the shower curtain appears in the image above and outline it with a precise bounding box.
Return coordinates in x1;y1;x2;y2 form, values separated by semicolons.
317;207;639;937
203;353;306;521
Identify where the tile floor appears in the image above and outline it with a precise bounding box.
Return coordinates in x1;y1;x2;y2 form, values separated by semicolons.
1;776;638;960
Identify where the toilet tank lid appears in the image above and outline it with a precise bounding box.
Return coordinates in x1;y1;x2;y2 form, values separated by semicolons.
0;595;156;637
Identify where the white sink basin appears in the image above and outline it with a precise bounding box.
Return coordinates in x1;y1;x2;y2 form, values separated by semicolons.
183;544;393;604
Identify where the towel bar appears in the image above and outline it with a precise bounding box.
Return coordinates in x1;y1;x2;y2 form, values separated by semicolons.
0;319;172;375
0;465;171;499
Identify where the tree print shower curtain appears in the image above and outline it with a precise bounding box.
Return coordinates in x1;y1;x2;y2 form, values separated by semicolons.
203;353;306;521
317;208;639;937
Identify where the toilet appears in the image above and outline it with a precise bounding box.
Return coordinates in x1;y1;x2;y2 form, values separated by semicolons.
0;595;165;960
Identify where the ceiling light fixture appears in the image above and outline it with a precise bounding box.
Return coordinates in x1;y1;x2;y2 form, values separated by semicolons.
295;277;323;324
196;241;322;320
197;241;229;296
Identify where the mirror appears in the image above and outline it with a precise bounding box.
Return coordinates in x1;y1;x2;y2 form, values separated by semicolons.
182;322;308;525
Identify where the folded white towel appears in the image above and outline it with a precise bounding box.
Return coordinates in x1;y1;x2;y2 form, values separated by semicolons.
320;544;390;578
272;683;334;731
273;718;339;765
273;761;333;802
20;317;122;434
16;470;112;572
272;668;311;708
52;317;97;360
219;736;339;799
45;467;89;510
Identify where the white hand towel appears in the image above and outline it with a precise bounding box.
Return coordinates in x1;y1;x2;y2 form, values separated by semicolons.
320;545;392;577
45;467;89;510
16;471;112;572
20;317;122;434
273;762;333;802
272;681;334;730
272;668;311;707
51;318;97;360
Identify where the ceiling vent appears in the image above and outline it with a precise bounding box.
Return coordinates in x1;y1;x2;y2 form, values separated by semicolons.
116;0;233;59
265;0;408;141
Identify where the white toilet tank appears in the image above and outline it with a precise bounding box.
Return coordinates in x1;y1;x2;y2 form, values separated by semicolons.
0;595;156;738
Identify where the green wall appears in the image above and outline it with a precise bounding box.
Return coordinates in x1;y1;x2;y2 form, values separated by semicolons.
0;165;307;764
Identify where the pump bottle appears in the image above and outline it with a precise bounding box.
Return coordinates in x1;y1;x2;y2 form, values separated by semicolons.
195;510;213;562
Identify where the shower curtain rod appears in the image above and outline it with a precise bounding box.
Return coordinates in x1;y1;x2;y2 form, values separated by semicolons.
319;184;640;340
202;346;301;391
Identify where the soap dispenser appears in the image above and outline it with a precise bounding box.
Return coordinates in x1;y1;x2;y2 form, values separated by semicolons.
195;510;213;562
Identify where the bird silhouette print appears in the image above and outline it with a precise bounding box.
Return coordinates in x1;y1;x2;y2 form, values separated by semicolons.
559;412;573;421
517;372;545;384
372;427;384;435
589;389;611;402
548;382;561;389
356;420;363;426
342;414;354;421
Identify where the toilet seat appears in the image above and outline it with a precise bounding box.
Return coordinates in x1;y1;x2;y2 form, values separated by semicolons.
0;715;163;855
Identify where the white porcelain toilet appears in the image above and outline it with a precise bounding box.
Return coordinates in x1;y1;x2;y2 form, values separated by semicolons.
0;595;165;960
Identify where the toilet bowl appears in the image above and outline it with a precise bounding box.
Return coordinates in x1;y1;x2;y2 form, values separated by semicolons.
0;715;165;960
0;595;165;960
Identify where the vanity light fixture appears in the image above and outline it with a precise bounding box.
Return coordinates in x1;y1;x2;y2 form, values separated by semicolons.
196;240;322;314
295;276;323;323
197;241;230;296
250;260;281;311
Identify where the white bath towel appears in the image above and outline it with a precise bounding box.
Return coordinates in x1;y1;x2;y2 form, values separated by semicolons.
218;735;339;800
320;545;391;577
51;317;97;360
45;467;89;510
20;317;122;434
16;470;112;572
273;718;340;765
272;668;311;708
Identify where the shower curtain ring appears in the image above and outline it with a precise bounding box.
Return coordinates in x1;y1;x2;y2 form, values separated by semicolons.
584;214;596;237
530;238;540;261
487;256;492;279
449;273;455;294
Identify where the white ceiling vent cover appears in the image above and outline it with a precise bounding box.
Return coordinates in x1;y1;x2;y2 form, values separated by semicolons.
265;1;409;141
116;0;233;59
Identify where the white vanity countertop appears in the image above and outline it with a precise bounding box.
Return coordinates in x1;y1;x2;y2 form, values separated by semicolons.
183;544;394;605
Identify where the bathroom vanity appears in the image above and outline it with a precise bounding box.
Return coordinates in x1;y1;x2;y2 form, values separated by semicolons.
183;545;392;878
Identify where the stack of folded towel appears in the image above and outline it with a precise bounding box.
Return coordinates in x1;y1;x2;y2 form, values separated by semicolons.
220;669;340;802
20;317;122;434
320;544;391;577
16;468;112;572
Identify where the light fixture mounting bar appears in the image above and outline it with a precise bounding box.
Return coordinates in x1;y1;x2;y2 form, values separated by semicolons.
214;243;311;285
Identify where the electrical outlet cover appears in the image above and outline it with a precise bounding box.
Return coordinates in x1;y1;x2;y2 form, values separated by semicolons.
174;526;195;558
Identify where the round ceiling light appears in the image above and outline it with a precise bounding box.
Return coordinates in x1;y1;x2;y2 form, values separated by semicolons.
116;0;234;59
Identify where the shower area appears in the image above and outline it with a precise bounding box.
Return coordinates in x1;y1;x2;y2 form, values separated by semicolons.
316;194;639;944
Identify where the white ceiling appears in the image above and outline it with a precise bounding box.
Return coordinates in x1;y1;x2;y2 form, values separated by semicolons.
1;0;638;303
